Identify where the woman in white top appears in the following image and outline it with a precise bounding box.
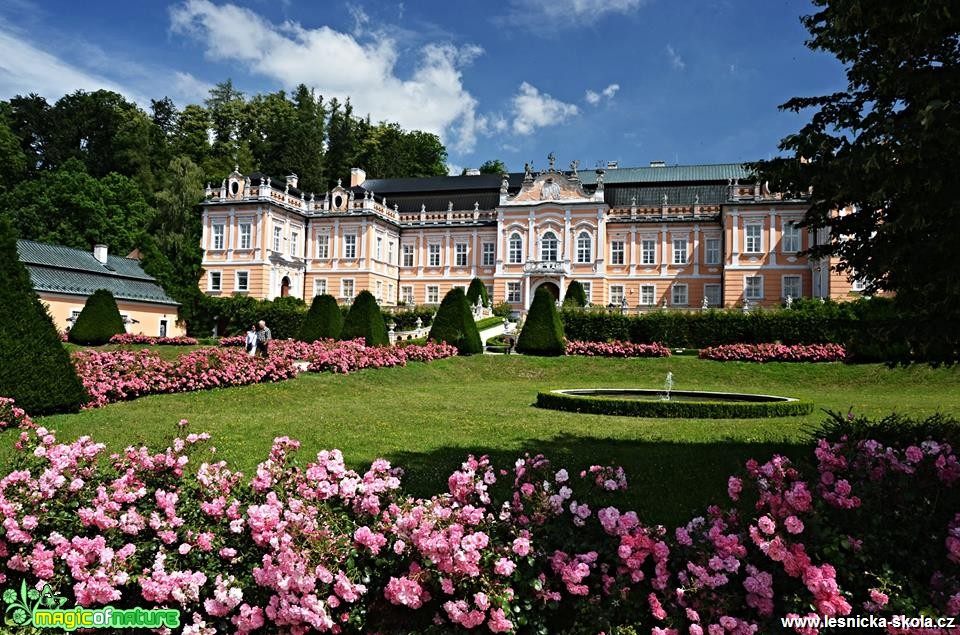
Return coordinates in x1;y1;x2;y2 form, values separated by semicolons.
245;324;258;356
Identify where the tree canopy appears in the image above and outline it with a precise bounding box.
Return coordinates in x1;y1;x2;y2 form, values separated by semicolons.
752;0;960;363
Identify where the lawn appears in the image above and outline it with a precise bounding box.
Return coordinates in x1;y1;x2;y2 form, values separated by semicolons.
63;342;206;361
7;355;960;526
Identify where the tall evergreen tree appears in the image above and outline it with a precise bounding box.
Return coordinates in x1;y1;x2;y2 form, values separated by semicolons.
466;278;489;306
298;294;343;342
563;280;588;308
340;290;389;346
69;289;126;345
516;287;566;356
289;84;326;193
429;288;482;355
324;98;359;188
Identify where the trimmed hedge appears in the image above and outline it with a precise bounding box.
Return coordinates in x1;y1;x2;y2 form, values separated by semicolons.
340;290;389;347
536;390;814;419
386;306;435;331
428;288;483;355
475;316;505;331
69;289;126;345
466;277;490;307
516;287;566;356
562;280;588;307
298;294;343;342
0;221;87;415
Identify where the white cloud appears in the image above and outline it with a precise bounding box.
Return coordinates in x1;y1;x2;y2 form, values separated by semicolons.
585;83;619;105
510;82;579;136
446;163;463;176
666;44;686;70
169;0;483;153
347;3;370;36
504;0;645;29
172;71;214;103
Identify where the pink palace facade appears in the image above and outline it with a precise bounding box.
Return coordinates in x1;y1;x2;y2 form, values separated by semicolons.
198;156;857;311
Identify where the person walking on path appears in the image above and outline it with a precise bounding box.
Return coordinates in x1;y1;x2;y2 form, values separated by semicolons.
256;320;272;357
245;324;258;356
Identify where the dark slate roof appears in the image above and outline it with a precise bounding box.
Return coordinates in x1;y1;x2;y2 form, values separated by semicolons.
580;163;751;185
362;173;524;194
17;240;179;306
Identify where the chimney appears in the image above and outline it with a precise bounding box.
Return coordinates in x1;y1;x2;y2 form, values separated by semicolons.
464;167;481;176
285;173;298;189
350;167;366;187
93;244;108;264
649;160;666;168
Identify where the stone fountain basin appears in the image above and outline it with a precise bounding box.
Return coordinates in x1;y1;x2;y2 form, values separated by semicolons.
536;388;812;419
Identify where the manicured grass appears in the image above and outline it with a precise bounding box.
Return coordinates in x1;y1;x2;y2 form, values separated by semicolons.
6;356;959;526
63;342;206;361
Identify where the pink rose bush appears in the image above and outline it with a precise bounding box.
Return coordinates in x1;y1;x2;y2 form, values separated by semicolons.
699;343;847;363
566;340;671;358
217;335;247;347
71;340;457;409
1;402;957;633
109;334;200;346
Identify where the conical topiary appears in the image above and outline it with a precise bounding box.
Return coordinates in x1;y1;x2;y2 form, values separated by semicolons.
428;288;483;355
563;280;588;308
516;286;566;356
298;294;343;342
68;289;126;345
465;277;489;307
1;222;87;414
340;290;389;347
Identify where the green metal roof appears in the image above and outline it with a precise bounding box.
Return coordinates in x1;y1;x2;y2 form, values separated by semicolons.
580;163;752;185
17;240;179;306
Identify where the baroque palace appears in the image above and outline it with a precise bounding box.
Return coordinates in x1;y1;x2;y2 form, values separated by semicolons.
198;155;856;311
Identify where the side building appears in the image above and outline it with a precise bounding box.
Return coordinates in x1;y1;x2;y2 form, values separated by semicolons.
198;157;853;311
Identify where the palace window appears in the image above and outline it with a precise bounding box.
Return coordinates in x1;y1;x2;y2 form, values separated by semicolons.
704;284;721;307
782;275;801;299
507;282;521;303
212;224;225;250
341;278;355;299
236;271;249;292
672;283;688;306
273;225;283;252
482;242;495;266
745;275;763;300
388;241;394;264
640;284;655;305
782;222;802;253
317;234;329;259
239;223;251;250
672;238;687;265
375;280;383;300
402;244;414;267
376;236;383;261
641;239;656;265
540;231;558;261
428;243;441;267
581;281;592;303
343;234;357;259
705;237;721;265
455;242;468;266
208;271;222;292
290;231;299;258
401;286;414;305
508;233;523;263
427;285;439;304
610;285;625;306
388;282;394;302
313;278;327;297
745;224;763;253
576;232;592;263
611;240;625;265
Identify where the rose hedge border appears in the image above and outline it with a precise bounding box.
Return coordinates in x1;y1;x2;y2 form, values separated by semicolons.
536;390;814;419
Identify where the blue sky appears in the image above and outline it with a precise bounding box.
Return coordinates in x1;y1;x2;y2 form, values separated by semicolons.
0;0;848;174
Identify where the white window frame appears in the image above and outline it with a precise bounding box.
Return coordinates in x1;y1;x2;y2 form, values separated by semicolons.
208;271;222;292
482;242;495;266
782;222;802;253
273;225;283;252
540;231;559;262
576;232;592;263
290;230;299;258
314;278;327;297
388;282;394;302
401;286;414;305
402;244;414;267
506;282;521;303
671;283;689;306
745;275;764;300
640;239;656;265
640;284;655;306
609;285;625;306
704;283;722;307
744;223;763;254
341;278;355;300
375;280;383;301
388;241;394;264
212;224;225;250
376;236;383;261
343;234;357;259
236;270;249;292
428;243;441;267
455;242;468;267
317;234;330;259
611;240;625;265
704;237;721;265
782;275;802;299
508;233;523;264
239;222;252;250
426;285;440;304
672;238;688;265
581;281;592;304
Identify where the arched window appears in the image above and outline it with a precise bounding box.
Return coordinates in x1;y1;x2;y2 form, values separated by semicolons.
508;233;523;263
541;231;558;261
576;231;592;263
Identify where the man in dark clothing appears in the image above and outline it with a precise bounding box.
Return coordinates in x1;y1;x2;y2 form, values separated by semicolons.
256;320;272;357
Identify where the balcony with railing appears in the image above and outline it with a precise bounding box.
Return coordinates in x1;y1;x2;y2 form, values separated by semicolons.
522;259;570;275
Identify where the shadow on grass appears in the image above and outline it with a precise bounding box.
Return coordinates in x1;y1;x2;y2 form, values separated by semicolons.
390;435;812;528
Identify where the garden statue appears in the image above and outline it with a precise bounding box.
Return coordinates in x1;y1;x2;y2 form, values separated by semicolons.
702;296;709;309
785;294;793;308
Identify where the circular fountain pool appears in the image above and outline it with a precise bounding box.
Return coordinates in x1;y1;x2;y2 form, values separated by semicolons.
536;388;812;419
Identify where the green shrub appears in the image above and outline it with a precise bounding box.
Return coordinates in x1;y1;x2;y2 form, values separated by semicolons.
466;277;490;307
492;301;513;318
69;289;126;345
195;294;307;339
428;288;483;355
340;290;389;346
0;221;87;414
298;294;343;342
536;390;814;419
486;334;511;346
516;287;566;356
475;316;504;331
562;280;588;307
384;306;435;330
395;336;428;347
260;296;306;339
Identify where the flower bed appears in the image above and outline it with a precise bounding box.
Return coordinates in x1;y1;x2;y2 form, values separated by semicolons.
109;334;200;346
217;335;247;347
0;405;956;633
566;340;671;358
699;342;848;363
